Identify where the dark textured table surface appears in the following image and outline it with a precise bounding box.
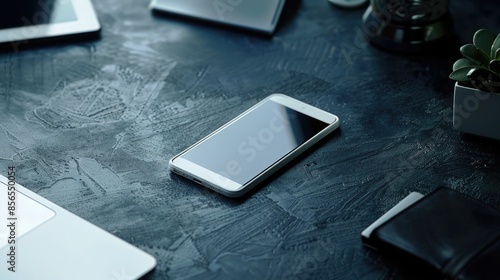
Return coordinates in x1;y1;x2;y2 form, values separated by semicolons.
1;0;500;279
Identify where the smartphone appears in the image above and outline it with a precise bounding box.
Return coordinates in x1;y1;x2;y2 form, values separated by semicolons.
169;94;340;197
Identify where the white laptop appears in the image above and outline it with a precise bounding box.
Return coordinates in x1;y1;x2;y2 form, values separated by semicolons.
150;0;286;34
0;174;156;280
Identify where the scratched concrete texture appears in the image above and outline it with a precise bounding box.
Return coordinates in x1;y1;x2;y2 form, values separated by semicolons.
1;0;500;279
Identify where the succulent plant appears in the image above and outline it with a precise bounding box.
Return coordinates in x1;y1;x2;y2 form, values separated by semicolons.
450;29;500;93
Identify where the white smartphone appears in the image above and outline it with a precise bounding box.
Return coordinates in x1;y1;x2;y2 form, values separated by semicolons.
169;94;340;197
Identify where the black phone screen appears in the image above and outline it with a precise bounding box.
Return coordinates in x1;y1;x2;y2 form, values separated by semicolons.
179;99;329;185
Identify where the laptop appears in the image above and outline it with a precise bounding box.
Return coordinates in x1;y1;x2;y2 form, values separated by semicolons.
150;0;286;34
0;174;156;280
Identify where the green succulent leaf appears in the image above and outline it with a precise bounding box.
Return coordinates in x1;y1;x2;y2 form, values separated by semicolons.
468;68;500;92
496;48;500;60
467;68;500;83
450;66;476;82
491;33;500;58
490;60;500;74
453;58;478;71
473;29;496;58
471;80;500;93
460;44;490;66
467;67;499;80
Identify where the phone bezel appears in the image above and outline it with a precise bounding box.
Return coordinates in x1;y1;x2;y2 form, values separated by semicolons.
169;93;340;197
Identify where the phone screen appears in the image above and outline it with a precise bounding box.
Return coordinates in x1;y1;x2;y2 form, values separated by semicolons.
177;99;329;185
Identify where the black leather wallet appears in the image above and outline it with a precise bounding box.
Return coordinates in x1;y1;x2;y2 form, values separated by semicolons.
362;187;500;280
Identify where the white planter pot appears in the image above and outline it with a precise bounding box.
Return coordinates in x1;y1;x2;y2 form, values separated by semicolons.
453;82;500;140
